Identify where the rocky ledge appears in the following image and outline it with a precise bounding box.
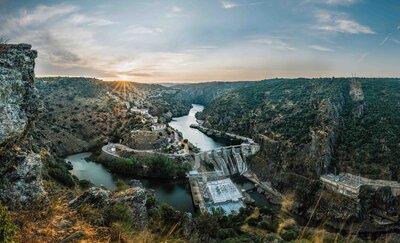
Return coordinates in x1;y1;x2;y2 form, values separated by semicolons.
0;44;47;209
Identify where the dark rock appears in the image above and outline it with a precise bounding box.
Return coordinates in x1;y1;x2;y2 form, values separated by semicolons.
127;179;143;188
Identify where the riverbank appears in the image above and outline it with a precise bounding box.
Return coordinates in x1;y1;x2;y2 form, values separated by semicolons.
189;124;253;145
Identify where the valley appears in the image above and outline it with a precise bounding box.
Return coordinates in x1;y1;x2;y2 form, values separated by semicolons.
1;44;399;242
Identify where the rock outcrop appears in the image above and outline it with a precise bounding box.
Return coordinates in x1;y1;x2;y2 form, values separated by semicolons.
69;187;150;230
0;44;47;209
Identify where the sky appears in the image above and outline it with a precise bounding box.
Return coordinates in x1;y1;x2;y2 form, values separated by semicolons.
0;0;399;82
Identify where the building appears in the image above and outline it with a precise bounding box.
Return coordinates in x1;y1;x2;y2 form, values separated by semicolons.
125;102;131;110
151;123;166;131
205;178;245;214
131;106;149;115
152;116;158;123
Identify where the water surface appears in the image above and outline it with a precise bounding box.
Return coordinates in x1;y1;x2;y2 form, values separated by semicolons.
169;104;226;151
67;152;194;213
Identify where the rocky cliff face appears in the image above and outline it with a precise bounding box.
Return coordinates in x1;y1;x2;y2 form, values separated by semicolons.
0;44;47;208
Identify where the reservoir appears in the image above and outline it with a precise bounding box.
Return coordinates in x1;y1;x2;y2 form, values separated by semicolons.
169;104;227;151
67;105;221;214
67;152;195;213
66;104;261;214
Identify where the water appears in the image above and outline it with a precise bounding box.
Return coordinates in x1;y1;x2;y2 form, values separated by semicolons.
66;153;117;190
232;176;274;208
66;153;194;213
169;104;226;151
66;105;269;214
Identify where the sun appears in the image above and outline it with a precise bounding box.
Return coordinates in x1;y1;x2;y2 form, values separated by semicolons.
112;80;134;98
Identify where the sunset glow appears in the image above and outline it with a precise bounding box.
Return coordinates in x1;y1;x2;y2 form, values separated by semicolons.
1;0;399;82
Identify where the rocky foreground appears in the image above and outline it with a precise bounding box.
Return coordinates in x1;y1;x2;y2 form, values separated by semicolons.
0;44;47;209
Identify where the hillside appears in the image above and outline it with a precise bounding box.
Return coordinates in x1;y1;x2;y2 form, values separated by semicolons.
33;77;192;157
198;78;400;181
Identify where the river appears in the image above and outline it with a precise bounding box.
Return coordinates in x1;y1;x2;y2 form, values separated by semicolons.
169;104;228;151
67;104;230;213
67;104;269;213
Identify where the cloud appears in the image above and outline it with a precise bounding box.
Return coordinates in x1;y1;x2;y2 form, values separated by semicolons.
392;38;400;44
166;6;188;18
251;38;295;51
305;0;360;5
357;52;369;63
309;45;334;52
67;14;118;26
379;34;391;46
126;25;163;35
315;11;374;34
172;6;182;13
221;0;240;9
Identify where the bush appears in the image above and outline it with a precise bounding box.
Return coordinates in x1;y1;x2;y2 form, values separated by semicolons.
48;167;75;187
116;179;129;191
79;179;92;189
108;203;132;223
280;229;298;241
216;228;238;240
0;203;18;242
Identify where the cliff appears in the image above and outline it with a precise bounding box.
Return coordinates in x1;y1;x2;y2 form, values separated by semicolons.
0;44;47;208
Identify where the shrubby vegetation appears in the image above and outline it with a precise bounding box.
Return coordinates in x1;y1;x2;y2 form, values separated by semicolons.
0;203;18;242
99;155;190;178
44;157;76;187
200;78;400;179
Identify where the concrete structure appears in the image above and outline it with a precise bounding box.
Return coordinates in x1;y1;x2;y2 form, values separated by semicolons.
152;116;158;123
205;178;245;214
151;123;166;131
198;144;260;176
321;173;400;198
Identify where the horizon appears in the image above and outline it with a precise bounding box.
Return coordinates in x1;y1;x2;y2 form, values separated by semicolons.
1;0;399;83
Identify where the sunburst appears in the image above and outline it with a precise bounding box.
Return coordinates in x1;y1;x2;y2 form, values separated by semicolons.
112;80;134;99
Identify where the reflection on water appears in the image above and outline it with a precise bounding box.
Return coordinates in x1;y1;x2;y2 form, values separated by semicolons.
169;104;226;151
67;153;194;213
66;152;117;190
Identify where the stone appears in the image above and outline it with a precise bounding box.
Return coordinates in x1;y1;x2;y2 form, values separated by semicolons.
0;44;47;209
69;186;152;230
127;179;143;188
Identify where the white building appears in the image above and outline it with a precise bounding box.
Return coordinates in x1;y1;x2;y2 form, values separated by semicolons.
132;106;149;115
151;123;166;131
125;102;131;110
152;116;158;123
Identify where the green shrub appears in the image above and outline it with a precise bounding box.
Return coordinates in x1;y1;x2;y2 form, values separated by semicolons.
48;167;75;187
0;203;18;242
108;203;132;223
116;180;129;191
79;179;92;189
216;228;238;240
280;229;298;241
